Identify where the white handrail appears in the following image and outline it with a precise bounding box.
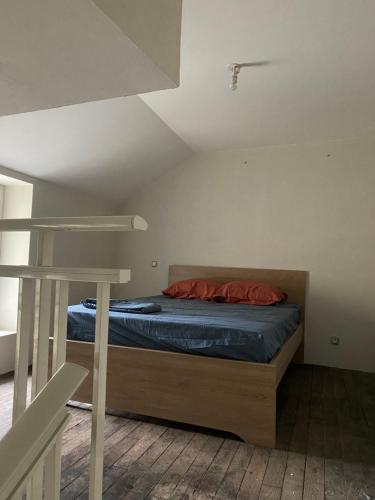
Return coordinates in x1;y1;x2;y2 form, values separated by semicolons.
0;265;131;283
0;363;88;499
0;215;148;232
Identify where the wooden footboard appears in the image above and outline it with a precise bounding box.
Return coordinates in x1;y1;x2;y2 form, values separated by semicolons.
49;324;303;448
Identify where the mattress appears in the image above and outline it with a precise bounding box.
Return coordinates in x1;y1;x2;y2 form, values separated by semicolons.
67;295;300;363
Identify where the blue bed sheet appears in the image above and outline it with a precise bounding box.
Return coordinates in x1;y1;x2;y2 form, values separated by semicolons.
67;295;300;363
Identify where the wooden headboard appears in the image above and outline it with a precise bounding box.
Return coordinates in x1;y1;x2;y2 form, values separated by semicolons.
168;264;308;322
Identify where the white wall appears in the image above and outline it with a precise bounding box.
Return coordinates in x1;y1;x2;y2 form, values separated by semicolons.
115;136;375;373
0;183;33;331
31;176;117;303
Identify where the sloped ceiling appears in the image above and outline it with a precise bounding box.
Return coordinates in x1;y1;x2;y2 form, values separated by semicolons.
0;96;191;204
0;0;182;116
142;0;375;151
0;0;188;205
93;0;181;86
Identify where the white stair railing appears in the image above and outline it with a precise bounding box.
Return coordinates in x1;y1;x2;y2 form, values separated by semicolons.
7;265;130;500
0;215;147;500
0;363;88;500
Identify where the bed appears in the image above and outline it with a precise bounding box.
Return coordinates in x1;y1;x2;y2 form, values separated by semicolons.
51;265;307;448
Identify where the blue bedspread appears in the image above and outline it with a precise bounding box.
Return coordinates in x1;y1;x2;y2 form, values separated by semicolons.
67;295;300;363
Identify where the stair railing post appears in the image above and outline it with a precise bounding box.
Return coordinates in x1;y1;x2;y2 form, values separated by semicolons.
88;281;110;500
13;278;34;423
45;279;70;500
30;229;55;500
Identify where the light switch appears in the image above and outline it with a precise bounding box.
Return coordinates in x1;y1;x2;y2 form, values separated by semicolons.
151;260;158;268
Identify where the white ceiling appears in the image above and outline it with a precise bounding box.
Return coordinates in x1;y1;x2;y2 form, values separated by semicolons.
0;0;374;205
142;0;375;151
0;0;181;116
0;96;191;203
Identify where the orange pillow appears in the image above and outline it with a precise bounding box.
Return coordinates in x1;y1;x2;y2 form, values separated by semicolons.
214;280;287;306
162;279;221;301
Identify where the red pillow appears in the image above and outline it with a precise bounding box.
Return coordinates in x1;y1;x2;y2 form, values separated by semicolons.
214;280;287;306
162;279;221;301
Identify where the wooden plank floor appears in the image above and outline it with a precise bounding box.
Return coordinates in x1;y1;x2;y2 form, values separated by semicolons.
0;364;374;499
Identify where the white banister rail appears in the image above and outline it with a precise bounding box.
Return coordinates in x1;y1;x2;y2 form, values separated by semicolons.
0;265;131;283
0;363;88;500
0;215;148;232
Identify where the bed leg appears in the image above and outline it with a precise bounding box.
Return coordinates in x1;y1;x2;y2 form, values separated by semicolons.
236;389;277;449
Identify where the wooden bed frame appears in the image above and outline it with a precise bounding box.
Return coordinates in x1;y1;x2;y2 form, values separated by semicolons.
52;265;307;448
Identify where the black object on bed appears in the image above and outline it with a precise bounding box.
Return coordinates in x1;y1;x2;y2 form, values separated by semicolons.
68;295;300;363
81;298;162;314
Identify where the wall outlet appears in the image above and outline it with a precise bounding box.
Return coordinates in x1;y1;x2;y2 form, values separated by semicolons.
151;260;158;268
330;336;340;346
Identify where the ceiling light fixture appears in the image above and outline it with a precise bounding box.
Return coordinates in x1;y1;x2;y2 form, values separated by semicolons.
228;63;241;91
227;61;270;91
